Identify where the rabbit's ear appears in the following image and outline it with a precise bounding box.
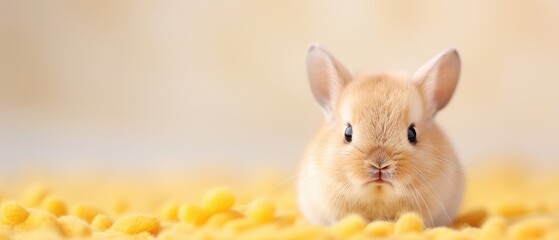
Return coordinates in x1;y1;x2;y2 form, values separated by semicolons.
413;49;461;115
307;43;352;120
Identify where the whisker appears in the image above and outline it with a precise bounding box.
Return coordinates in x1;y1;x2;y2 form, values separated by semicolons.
408;166;453;225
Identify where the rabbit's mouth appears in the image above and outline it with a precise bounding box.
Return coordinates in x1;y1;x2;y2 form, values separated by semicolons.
364;178;393;187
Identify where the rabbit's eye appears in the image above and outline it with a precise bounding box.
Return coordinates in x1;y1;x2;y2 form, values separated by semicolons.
407;125;417;144
344;124;353;143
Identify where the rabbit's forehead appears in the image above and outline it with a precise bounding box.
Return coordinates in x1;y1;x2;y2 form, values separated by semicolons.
339;75;424;126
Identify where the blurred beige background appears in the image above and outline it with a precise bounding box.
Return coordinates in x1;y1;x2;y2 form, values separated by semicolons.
1;1;558;175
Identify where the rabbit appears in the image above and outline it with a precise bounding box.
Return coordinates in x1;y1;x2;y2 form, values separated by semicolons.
297;43;464;227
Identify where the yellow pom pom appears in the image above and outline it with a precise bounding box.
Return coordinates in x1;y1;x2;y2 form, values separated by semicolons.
156;229;179;240
452;208;488;228
111;214;161;235
191;228;222;240
14;209;61;233
206;210;243;228
247;199;275;223
332;214;366;237
460;227;481;239
58;215;91;237
1;201;29;225
493;202;528;218
365;220;395;237
223;218;255;233
394;213;424;234
279;225;325;240
480;217;507;240
426;227;456;240
91;214;113;231
160;200;181;221
41;196;67;217
202;187;236;214
71;204;103;223
508;217;555;240
178;203;209;226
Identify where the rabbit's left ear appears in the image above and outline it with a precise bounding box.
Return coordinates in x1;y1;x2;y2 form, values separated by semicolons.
306;43;352;120
413;49;461;114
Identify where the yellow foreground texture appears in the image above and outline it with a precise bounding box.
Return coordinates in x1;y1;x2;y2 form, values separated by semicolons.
1;161;559;240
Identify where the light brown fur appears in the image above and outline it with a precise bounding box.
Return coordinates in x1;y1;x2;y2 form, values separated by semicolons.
297;45;464;227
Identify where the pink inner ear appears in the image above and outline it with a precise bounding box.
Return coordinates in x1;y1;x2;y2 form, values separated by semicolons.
306;45;352;118
414;49;461;113
433;61;460;111
307;61;333;108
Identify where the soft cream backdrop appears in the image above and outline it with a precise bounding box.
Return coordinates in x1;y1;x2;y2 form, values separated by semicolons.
1;1;558;175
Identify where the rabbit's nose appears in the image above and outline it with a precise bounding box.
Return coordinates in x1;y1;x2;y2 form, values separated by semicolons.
371;161;390;170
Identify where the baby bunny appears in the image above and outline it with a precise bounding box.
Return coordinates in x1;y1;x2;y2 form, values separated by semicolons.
297;44;463;227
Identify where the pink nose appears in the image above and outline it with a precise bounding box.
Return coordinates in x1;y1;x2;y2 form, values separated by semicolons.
369;162;390;180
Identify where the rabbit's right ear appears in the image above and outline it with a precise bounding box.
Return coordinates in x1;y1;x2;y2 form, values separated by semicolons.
306;43;352;120
412;49;461;115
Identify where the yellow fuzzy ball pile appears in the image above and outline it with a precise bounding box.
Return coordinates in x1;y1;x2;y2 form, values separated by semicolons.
1;161;559;239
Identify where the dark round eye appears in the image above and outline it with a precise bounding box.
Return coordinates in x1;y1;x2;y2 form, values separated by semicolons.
344;124;353;143
407;125;417;144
